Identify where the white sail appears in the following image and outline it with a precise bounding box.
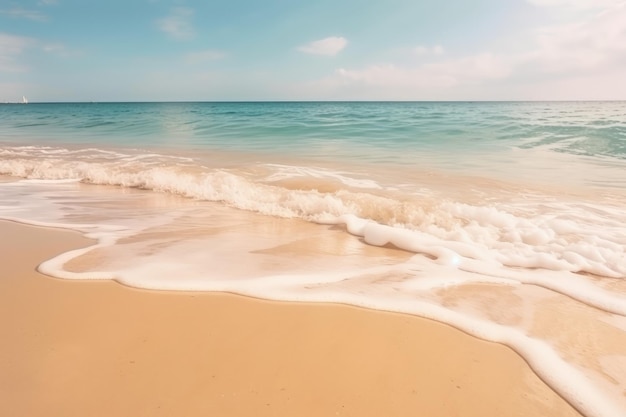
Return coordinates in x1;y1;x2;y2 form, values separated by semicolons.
21;96;28;104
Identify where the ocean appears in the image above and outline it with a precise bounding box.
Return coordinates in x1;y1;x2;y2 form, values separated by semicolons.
1;101;625;416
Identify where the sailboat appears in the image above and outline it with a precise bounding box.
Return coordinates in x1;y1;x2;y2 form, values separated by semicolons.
21;96;28;104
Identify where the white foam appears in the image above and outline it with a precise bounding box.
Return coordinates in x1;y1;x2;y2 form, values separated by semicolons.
20;178;82;184
2;144;626;416
38;244;114;280
263;163;383;189
2;145;625;281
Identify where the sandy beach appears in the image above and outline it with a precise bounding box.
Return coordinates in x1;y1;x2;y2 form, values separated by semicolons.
0;220;581;417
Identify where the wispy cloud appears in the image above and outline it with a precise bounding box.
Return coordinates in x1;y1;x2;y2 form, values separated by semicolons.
526;0;622;9
157;7;194;40
298;36;348;56
521;1;626;75
38;0;59;5
185;49;225;64
332;52;510;91
0;33;34;72
0;32;78;73
303;1;626;100
42;42;79;58
0;7;47;21
414;45;445;56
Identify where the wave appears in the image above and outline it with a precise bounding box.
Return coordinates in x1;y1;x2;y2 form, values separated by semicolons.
2;145;625;280
2;144;626;416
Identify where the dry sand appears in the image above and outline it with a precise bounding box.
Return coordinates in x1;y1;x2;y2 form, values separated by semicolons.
0;220;581;417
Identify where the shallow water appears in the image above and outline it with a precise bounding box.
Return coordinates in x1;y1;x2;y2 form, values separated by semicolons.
1;101;625;416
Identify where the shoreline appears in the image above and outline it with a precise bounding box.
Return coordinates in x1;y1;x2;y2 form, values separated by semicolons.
0;220;581;417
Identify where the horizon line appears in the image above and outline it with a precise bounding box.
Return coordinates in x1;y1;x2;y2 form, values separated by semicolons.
3;99;625;104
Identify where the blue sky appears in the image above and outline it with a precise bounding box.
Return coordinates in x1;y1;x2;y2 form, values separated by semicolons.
1;0;625;101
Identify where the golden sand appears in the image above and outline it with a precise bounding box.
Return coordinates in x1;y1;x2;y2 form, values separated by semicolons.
0;220;581;417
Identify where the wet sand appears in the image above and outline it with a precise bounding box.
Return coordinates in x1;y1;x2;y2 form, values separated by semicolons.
0;220;581;417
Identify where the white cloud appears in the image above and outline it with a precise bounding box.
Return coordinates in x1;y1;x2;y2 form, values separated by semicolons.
0;32;77;73
42;42;78;58
294;65;453;100
434;53;512;80
0;33;34;72
522;1;626;75
325;52;510;97
336;64;456;89
526;0;622;9
185;49;225;64
300;0;626;100
0;7;47;21
297;36;348;56
414;45;445;56
157;7;194;40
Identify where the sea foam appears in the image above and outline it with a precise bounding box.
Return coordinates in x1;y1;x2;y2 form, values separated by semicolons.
2;143;626;417
1;145;625;280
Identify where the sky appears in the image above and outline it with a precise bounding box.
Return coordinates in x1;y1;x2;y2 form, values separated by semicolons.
1;0;625;101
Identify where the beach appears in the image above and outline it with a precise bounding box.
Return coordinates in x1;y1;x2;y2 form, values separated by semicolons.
0;219;581;417
1;101;625;416
2;0;626;409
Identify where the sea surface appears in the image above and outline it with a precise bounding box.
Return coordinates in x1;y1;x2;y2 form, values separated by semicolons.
1;101;625;416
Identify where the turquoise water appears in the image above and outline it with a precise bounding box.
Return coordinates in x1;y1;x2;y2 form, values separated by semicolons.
1;101;624;184
1;101;626;417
